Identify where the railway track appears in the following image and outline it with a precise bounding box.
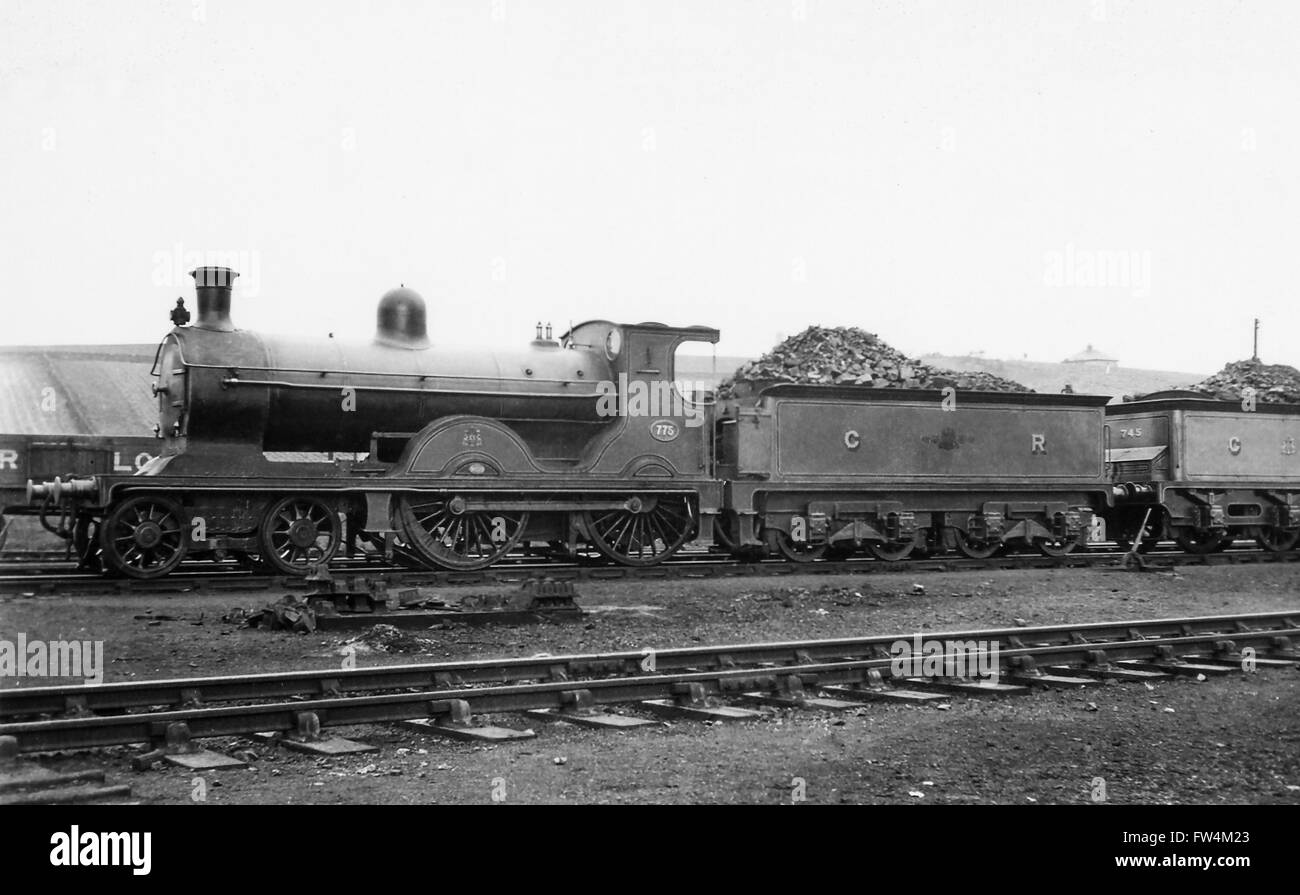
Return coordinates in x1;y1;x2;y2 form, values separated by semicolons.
2;544;1299;596
0;550;72;564
2;610;1296;759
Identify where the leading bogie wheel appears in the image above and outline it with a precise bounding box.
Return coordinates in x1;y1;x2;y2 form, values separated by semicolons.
259;495;342;575
101;494;188;579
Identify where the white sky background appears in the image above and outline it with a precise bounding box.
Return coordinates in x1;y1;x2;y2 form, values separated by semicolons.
0;0;1296;373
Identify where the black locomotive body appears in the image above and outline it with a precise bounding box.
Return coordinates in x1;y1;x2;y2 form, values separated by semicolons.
31;268;720;577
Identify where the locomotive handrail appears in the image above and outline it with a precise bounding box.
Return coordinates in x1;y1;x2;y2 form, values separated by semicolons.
148;339;166;378
199;361;593;387
220;377;604;400
167;340;594;387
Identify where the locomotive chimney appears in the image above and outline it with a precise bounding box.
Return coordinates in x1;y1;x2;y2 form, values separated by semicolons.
375;286;430;349
190;266;239;332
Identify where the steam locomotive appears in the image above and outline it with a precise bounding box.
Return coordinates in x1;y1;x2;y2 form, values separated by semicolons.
25;267;1300;578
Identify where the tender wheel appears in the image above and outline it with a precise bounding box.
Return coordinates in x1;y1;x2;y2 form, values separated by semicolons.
1035;537;1077;558
866;539;914;562
1173;528;1228;555
583;495;694;566
953;528;1002;559
1254;526;1300;553
395;494;527;570
259;495;342;575
101;495;188;579
764;528;826;563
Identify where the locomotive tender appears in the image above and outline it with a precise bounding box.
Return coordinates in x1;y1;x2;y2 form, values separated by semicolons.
24;267;1300;577
717;383;1109;561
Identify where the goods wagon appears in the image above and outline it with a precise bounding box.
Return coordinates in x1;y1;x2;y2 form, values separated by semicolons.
1;435;156;514
0;435;156;556
1106;393;1300;552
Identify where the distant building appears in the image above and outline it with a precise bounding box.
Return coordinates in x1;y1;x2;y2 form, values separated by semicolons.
1063;344;1118;373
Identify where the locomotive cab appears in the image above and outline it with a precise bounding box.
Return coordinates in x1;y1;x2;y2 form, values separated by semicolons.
560;320;720;476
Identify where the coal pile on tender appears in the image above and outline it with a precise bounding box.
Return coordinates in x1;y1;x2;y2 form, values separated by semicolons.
719;326;1031;398
1182;359;1300;404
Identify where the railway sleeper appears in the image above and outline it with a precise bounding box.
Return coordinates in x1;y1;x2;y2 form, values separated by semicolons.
1004;656;1099;689
1046;649;1170;682
901;677;1032;697
403;699;536;743
1174;639;1300;670
1112;643;1237;678
742;675;871;711
253;712;379;756
526;689;661;729
131;722;247;772
639;680;769;722
820;670;951;705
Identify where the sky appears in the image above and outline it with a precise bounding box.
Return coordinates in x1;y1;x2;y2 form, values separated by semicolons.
1;0;1297;373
